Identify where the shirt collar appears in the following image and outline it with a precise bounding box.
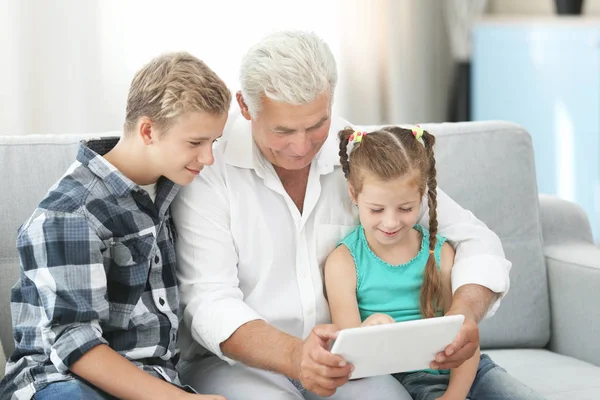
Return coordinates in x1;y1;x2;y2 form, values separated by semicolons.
223;109;352;174
77;138;180;207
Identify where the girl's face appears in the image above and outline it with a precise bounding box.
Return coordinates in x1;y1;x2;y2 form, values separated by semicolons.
352;172;422;247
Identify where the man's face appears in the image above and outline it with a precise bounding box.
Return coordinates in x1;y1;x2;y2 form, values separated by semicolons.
238;92;332;171
148;111;228;185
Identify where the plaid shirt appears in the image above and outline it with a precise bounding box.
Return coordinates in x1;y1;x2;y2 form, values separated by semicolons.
0;138;182;399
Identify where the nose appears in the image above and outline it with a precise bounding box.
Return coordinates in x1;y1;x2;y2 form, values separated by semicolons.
289;131;312;156
197;145;214;166
381;211;400;229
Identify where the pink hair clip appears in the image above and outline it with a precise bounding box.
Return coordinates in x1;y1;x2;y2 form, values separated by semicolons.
350;130;366;143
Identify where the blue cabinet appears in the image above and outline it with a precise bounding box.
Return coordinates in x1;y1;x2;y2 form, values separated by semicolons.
472;17;600;240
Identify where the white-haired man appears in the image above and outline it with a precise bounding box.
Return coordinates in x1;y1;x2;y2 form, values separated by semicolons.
172;32;539;399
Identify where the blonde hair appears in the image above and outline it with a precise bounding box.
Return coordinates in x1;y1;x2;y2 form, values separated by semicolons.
240;31;337;118
124;52;231;134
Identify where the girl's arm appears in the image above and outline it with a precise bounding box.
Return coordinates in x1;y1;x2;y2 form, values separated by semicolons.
324;245;363;329
439;242;479;400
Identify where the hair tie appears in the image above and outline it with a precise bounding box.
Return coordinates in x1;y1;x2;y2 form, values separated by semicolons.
429;249;434;255
411;125;424;142
349;130;367;143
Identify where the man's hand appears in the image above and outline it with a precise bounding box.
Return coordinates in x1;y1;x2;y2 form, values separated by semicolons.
431;312;479;370
361;313;395;327
291;324;354;397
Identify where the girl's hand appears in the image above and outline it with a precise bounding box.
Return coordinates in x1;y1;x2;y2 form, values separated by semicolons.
361;313;395;327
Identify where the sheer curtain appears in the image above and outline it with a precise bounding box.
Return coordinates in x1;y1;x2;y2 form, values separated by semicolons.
0;0;450;135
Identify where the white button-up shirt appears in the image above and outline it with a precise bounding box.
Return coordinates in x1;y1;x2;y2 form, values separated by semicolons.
172;110;511;364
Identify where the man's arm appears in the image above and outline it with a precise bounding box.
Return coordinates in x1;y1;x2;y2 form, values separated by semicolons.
15;213;211;399
220;320;301;378
418;187;511;318
172;161;265;364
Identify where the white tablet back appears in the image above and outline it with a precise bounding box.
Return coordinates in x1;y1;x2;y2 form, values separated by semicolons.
330;315;464;379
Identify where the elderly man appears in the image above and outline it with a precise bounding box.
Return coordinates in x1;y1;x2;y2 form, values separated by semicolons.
172;31;517;399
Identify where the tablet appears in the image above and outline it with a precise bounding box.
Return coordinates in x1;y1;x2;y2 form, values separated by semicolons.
330;314;464;379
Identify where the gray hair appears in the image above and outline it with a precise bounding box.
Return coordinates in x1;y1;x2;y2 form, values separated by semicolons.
239;31;337;118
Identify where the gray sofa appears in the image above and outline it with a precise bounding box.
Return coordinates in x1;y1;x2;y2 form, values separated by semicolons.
1;122;599;399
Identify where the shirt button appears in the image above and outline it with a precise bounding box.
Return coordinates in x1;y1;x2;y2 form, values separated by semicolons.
154;255;160;264
159;297;165;306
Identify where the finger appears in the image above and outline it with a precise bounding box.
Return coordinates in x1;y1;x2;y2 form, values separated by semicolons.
444;330;468;357
311;373;351;392
312;324;340;343
431;342;477;370
312;357;354;379
309;342;349;369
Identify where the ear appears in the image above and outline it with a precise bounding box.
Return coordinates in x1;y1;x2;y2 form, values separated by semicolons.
348;183;358;205
137;117;155;145
236;91;252;121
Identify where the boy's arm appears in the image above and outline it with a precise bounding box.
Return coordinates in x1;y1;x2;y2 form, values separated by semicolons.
323;245;362;329
71;344;223;400
439;242;479;400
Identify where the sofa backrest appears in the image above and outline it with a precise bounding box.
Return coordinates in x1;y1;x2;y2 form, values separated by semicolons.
422;121;550;349
0;133;117;358
0;121;550;362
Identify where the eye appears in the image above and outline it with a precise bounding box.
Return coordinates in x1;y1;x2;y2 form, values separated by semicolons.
370;209;383;214
400;207;413;213
189;141;203;147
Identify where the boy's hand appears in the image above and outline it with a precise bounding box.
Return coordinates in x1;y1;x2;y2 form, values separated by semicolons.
361;313;395;327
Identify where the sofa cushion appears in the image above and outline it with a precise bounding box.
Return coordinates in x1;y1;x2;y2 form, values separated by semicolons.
486;349;600;400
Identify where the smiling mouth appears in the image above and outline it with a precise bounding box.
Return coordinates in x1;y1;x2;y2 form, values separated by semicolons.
185;167;201;175
380;229;400;237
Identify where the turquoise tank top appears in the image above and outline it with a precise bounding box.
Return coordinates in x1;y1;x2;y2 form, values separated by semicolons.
338;224;449;375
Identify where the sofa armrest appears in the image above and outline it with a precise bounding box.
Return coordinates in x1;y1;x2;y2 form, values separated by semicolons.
539;194;594;246
540;194;600;366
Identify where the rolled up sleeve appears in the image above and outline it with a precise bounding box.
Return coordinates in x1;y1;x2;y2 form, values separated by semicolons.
172;162;264;363
418;188;512;318
16;211;109;372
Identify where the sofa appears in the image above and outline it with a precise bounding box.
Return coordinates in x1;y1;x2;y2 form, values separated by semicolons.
1;121;599;399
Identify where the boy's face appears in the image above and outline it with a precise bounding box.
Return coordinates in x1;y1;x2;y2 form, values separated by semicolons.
148;111;228;186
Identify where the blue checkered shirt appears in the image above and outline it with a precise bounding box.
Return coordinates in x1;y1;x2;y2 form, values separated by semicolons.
0;138;182;399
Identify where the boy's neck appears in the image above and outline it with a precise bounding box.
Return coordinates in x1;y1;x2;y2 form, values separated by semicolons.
103;138;160;186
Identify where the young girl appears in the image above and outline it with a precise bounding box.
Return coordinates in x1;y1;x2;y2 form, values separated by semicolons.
324;126;545;400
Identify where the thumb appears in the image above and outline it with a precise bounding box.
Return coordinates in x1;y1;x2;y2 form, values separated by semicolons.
312;324;340;343
446;329;467;356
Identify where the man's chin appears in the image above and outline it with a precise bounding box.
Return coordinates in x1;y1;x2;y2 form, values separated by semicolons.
275;155;313;171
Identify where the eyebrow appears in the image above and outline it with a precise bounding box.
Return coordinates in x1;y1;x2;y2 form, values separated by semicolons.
273;116;329;134
365;201;416;207
189;133;223;141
